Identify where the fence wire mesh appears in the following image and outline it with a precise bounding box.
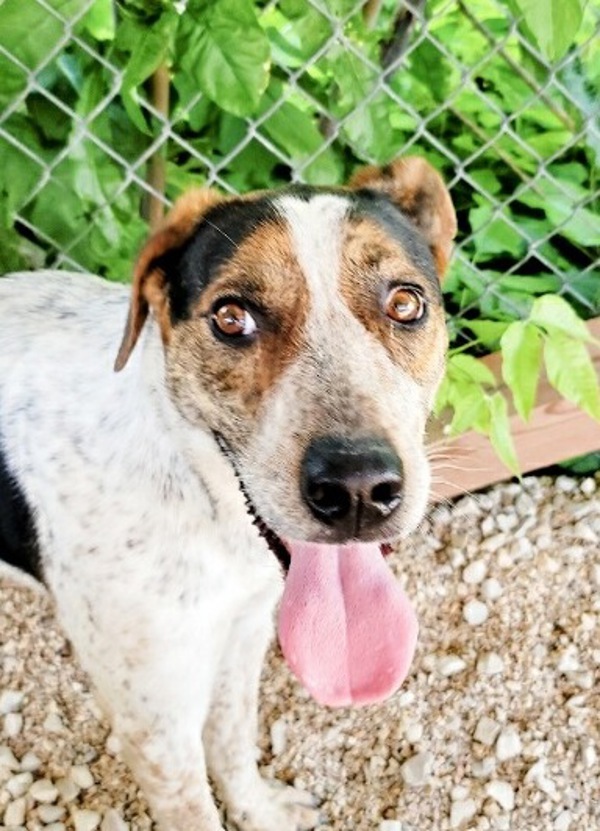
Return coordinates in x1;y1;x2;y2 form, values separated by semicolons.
1;0;599;340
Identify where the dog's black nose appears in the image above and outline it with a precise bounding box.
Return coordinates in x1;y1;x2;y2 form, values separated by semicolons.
301;436;403;534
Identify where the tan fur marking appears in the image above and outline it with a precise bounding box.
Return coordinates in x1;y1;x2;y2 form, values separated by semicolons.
166;219;310;441
114;189;224;371
349;156;457;278
339;215;447;385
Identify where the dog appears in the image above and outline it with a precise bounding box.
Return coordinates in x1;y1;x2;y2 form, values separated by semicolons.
0;156;456;831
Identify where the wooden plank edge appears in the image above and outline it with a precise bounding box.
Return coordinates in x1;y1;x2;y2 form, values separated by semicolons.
428;316;600;502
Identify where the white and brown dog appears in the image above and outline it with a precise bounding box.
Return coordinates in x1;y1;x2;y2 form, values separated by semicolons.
0;157;456;831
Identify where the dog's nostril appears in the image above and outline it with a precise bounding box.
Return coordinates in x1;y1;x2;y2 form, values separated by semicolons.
371;479;402;508
307;481;352;521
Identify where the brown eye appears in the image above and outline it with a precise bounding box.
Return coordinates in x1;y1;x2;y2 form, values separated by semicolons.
384;286;425;324
211;301;257;339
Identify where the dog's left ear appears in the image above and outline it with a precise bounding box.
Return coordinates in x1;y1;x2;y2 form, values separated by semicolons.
349;156;457;278
114;189;222;372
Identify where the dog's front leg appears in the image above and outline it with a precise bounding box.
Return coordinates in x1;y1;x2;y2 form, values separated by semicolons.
204;603;319;831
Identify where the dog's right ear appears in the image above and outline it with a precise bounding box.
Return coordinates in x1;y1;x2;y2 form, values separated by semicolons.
114;189;222;372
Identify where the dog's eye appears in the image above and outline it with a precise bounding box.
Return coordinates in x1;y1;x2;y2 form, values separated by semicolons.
384;286;425;324
211;301;257;339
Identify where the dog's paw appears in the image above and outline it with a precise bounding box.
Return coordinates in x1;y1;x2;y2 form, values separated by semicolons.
226;782;322;831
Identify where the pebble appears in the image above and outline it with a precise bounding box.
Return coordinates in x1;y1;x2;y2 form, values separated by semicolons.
554;809;572;830
495;726;522;761
38;804;66;823
400;751;433;786
0;691;24;715
462;559;487;584
6;771;33;798
481;577;503;601
485;780;515;811
472;757;496;778
46;825;67;831
404;723;423;744
474;717;501;746
3;712;23;737
70;765;95;789
463;599;489;626
55;777;81;802
477;652;504;676
525;760;557;798
20;751;42;772
43;713;64;733
437;655;467;677
269;718;287;756
4;796;27;826
379;822;403;831
100;809;129;831
72;808;102;831
0;746;19;771
29;778;59;803
450;798;477;828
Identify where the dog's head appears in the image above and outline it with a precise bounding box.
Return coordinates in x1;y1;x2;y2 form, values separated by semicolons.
116;157;456;549
116;157;456;707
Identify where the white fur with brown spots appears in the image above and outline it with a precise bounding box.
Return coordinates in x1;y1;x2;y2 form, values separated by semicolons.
0;157;456;831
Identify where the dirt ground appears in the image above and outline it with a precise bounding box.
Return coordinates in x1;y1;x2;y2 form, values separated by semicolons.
1;473;598;831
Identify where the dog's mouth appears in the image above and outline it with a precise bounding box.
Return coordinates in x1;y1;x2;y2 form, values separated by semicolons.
214;432;419;708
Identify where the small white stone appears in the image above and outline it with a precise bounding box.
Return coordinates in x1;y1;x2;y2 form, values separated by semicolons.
38;804;66;823
437;655;467;677
0;690;24;715
29;778;59;803
4;796;27;826
556;646;580;673
450;798;477;828
379;822;403;831
105;733;122;756
525;760;557;798
3;712;23;737
43;713;64;733
495;726;522;761
462;559;487;584
400;751;433;786
474;717;501;746
20;751;42;772
73;809;102;831
580;477;596;495
6;771;33;797
556;475;577;492
101;809;129;831
477;652;504;676
451;785;470;801
55;777;81;803
554;809;572;830
567;670;594;690
485;780;515;811
405;723;423;744
463;599;489;626
481;578;503;601
70;765;95;790
45;824;67;831
269;718;287;756
581;743;597;768
472;757;496;779
0;745;20;771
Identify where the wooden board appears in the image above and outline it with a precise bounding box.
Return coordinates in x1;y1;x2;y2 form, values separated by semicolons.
429;317;600;501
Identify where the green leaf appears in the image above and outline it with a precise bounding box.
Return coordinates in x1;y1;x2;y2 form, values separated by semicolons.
463;319;510;350
501;321;543;421
544;332;600;421
177;0;271;117
79;0;116;41
449;385;489;435
487;392;520;474
448;353;497;387
511;0;585;61
529;295;594;343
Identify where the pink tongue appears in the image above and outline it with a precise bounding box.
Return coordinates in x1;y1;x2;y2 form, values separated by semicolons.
278;542;418;707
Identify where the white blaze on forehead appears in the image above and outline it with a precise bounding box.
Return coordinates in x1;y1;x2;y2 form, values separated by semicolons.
276;193;350;316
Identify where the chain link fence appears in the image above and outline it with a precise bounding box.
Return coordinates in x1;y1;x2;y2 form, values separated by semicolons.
1;0;599;338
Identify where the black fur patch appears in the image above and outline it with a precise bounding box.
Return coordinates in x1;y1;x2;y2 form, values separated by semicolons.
0;436;42;581
155;197;280;322
350;189;441;292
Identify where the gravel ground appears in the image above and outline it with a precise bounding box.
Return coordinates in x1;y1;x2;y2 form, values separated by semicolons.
0;473;599;831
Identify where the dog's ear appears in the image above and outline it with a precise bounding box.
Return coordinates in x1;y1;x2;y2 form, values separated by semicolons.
349;156;457;278
114;189;222;372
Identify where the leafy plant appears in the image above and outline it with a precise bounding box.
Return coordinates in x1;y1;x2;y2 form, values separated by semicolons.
0;0;598;471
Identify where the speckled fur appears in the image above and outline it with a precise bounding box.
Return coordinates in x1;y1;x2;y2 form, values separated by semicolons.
0;157;456;831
